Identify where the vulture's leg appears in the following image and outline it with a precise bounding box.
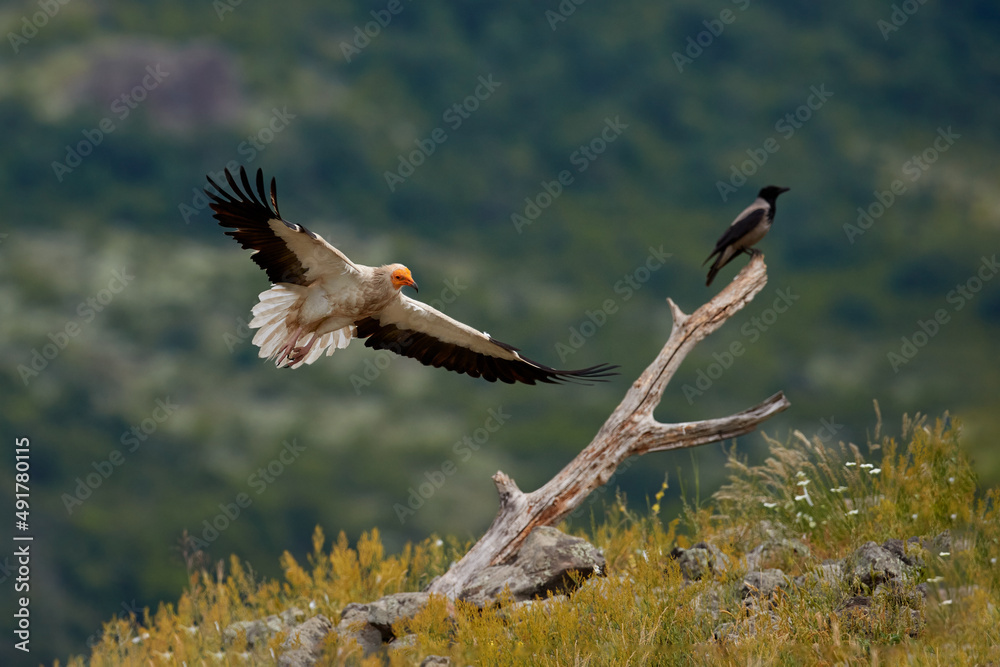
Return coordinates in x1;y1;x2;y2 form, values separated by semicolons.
289;331;320;364
275;326;304;366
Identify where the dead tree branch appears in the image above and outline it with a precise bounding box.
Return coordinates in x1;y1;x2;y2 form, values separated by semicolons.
427;254;791;599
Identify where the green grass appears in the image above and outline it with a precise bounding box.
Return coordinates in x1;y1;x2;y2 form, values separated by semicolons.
66;412;1000;665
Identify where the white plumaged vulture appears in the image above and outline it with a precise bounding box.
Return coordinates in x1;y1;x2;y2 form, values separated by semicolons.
205;167;618;385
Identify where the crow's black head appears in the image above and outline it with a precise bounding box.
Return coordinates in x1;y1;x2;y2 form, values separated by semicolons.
758;185;790;203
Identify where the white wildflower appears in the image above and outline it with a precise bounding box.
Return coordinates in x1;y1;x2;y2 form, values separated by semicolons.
869;468;881;475
846;509;860;516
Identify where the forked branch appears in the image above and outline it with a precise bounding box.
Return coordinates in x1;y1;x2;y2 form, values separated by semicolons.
427;254;791;599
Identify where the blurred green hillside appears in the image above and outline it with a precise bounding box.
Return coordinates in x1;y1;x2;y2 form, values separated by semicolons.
0;0;998;662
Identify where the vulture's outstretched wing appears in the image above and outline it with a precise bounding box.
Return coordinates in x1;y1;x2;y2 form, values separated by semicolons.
206;167;360;285
355;296;618;384
208;167;619;384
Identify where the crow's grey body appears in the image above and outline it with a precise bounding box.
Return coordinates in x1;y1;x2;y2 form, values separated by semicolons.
705;186;789;286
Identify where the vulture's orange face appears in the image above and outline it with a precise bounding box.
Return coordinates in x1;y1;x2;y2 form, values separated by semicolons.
391;266;418;292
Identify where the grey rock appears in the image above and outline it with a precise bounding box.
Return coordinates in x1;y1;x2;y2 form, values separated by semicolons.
458;526;605;607
836;587;924;638
834;595;877;636
873;580;924;609
421;657;452;667
741;568;789;599
332;529;600;657
278;615;334;667
278;648;317;667
366;592;435;633
282;608;306;623
337;603;385;656
336;592;436;656
882;538;925;568
794;560;844;592
224;617;283;648
843;541;903;591
882;538;908;562
835;595;872;614
223;607;305;647
671;542;730;581
931;530;952;553
672;546;709;581
389;633;418;652
907;531;952;555
511;594;568;614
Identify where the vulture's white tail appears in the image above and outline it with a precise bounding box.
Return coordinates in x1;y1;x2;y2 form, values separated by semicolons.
249;285;354;369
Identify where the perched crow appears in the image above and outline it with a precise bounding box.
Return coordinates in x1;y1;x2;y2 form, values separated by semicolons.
704;186;789;286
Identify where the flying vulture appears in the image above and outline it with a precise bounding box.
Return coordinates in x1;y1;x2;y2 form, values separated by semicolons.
205;167;618;385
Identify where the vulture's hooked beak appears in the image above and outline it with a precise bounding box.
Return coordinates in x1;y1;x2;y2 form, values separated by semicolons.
391;267;419;292
400;274;418;292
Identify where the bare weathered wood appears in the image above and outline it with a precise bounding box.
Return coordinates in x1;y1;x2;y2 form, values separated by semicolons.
428;254;791;599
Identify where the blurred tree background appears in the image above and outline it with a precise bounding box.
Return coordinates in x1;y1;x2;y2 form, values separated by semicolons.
0;0;998;661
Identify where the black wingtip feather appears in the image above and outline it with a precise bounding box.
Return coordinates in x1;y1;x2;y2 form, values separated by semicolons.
204;167;316;285
355;317;618;386
270;177;281;219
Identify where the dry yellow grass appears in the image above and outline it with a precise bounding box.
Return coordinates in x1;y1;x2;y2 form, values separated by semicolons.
66;412;1000;666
